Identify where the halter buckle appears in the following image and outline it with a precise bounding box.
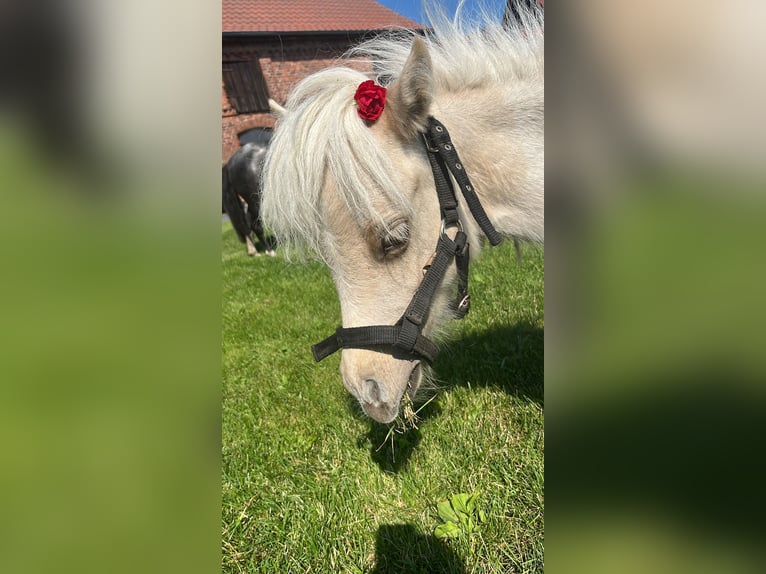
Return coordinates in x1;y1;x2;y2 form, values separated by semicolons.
454;294;471;318
422;132;439;153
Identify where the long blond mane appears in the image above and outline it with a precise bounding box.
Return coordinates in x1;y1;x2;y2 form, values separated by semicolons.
261;4;543;258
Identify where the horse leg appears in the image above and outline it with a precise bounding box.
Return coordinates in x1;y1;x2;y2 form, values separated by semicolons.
245;234;258;256
254;220;276;256
243;205;261;256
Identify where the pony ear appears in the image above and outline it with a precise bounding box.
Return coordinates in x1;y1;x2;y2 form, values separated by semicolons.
387;37;433;140
269;98;286;118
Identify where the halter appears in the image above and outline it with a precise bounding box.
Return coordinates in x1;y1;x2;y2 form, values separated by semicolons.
311;116;503;364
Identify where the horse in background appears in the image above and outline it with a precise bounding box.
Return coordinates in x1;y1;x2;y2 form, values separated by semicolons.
222;143;276;257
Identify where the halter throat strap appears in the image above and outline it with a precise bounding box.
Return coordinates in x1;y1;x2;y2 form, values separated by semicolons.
311;116;502;364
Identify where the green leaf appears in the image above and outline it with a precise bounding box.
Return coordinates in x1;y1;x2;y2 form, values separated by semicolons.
465;493;477;514
434;521;462;539
451;493;471;515
437;500;460;524
478;509;486;523
467;516;477;533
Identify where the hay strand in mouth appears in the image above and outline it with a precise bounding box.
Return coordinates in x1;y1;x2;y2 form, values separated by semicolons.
375;392;439;458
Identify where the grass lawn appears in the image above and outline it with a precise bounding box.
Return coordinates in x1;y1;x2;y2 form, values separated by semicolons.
222;223;544;573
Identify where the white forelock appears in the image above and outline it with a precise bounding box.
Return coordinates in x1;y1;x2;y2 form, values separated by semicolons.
261;66;414;259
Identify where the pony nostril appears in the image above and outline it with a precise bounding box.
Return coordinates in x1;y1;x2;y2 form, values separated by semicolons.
363;378;382;404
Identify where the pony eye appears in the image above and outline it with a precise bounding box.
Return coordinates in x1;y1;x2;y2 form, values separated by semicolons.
381;224;409;257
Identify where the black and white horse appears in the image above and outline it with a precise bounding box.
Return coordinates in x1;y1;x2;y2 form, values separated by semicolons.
222;143;275;256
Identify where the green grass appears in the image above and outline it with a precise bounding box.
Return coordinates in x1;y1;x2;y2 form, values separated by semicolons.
222;223;544;573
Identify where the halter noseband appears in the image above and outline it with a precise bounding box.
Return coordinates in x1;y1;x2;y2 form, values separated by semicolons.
311;116;502;364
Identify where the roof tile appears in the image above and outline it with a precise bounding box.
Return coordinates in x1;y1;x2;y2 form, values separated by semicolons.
223;0;421;33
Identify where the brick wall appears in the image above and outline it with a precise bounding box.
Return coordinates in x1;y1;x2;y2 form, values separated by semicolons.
222;34;371;165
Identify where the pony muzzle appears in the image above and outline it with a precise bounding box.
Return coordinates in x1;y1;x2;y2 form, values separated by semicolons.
340;350;422;423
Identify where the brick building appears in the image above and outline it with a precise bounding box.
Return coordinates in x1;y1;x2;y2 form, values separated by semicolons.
222;0;420;165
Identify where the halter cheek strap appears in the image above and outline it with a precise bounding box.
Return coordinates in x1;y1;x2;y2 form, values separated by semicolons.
424;117;503;247
311;116;502;364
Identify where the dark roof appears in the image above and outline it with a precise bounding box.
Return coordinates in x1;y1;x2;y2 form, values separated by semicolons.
222;0;421;34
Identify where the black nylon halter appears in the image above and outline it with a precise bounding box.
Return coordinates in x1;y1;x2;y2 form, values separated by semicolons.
311;116;502;364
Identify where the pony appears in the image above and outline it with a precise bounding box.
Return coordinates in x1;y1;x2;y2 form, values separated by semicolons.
222;143;275;257
261;6;543;423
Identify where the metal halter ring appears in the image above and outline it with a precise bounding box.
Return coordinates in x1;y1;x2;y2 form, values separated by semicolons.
440;218;463;240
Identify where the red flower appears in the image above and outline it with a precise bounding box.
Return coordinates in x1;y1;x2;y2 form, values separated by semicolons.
354;80;387;121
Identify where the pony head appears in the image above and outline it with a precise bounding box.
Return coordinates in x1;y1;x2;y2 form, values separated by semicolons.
262;13;544;422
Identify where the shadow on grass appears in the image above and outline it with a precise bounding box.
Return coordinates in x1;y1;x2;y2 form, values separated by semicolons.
436;321;544;406
354;321;543;473
370;524;466;574
355;397;443;474
552;374;766;548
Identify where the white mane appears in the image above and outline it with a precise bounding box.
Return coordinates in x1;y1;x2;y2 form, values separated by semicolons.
352;6;543;96
261;4;543;258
